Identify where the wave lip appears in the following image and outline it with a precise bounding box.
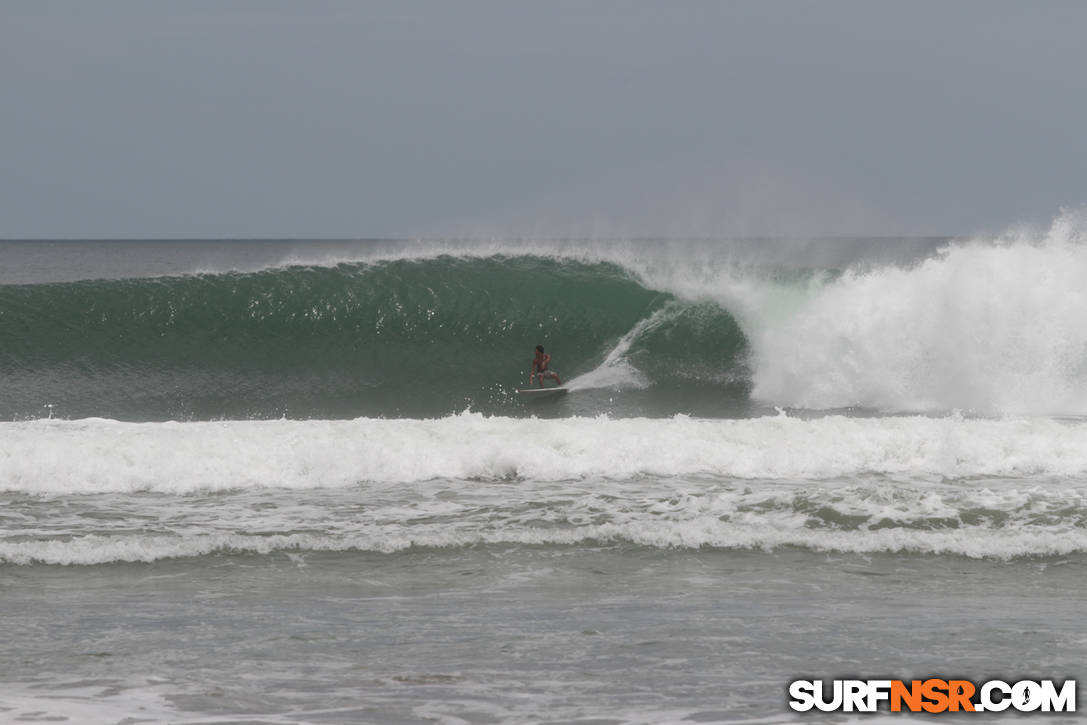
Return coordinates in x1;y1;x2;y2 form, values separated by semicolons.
0;254;750;419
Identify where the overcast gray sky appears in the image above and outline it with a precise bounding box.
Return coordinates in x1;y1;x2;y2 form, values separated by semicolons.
3;1;1085;239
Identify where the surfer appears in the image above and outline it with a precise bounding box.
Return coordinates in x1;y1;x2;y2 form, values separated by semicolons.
530;345;562;387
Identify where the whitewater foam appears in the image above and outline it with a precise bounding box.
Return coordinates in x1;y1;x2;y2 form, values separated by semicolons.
743;216;1087;414
4;412;1087;495
5;526;1086;566
4;472;1085;564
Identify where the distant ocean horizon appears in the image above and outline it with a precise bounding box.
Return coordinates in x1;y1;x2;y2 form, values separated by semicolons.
2;223;1084;722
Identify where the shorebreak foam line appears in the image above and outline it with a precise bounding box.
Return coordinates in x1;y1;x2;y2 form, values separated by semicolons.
4;524;1087;565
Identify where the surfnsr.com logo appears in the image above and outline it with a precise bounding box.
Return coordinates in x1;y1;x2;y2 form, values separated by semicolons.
788;679;1076;713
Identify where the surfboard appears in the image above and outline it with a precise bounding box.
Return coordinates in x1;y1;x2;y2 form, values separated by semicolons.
517;387;568;399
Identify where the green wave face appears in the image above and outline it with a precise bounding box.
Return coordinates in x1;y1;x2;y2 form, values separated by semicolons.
0;256;750;420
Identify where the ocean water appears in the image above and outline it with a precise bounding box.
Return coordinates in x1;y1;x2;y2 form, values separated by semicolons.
1;218;1086;723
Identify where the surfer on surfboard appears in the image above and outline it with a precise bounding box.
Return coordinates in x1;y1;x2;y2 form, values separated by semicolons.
530;345;562;388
